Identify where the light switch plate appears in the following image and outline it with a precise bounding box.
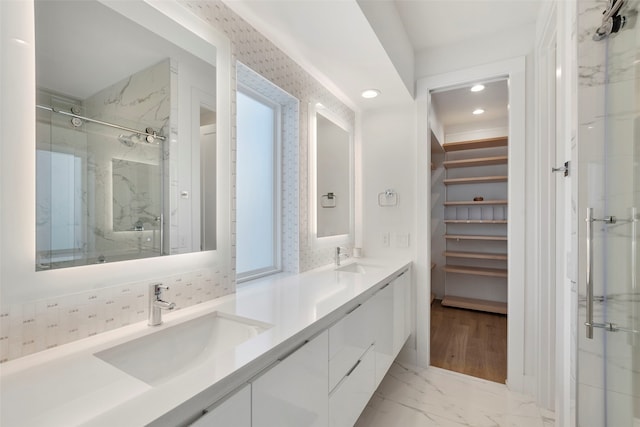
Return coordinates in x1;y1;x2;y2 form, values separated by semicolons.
395;233;410;248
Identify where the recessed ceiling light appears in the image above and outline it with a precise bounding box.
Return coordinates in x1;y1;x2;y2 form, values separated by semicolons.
361;89;380;99
470;84;485;92
473;108;485;115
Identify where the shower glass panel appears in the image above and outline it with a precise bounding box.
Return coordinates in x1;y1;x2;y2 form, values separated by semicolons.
35;59;168;269
577;1;640;425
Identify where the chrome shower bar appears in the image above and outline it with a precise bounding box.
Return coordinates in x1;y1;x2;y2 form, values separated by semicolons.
36;104;166;142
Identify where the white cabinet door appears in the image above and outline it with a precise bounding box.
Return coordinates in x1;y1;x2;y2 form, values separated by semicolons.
190;384;251;427
372;283;394;387
328;302;374;391
393;270;410;355
328;345;375;427
252;331;328;427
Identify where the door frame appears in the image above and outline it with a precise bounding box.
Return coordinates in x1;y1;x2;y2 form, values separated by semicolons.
415;56;527;392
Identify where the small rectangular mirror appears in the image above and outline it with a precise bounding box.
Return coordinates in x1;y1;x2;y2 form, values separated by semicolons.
309;103;354;246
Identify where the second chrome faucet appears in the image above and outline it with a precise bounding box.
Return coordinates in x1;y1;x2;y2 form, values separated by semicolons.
335;246;349;266
148;283;176;326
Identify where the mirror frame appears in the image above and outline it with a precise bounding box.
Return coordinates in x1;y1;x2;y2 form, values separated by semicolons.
0;0;231;303
308;102;354;249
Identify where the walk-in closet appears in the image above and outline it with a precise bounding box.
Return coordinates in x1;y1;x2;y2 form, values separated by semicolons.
430;80;509;383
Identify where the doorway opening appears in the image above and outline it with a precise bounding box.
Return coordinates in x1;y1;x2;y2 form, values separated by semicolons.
429;79;509;383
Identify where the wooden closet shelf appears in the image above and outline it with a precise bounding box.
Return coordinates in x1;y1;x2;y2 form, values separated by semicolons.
442;136;508;152
444;264;508;278
443;155;508;169
441;295;507;314
445;234;507;241
444;251;507;261
444;200;507;206
444;176;508;185
444;220;507;224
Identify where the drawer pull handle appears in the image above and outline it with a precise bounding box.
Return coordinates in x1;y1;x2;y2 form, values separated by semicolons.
346;359;362;377
346;303;362;315
277;339;308;361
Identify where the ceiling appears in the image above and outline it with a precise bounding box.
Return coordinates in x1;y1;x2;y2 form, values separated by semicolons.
223;0;542;112
395;0;543;52
431;79;509;130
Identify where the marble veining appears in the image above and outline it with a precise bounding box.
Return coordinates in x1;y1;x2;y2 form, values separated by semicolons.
355;363;555;427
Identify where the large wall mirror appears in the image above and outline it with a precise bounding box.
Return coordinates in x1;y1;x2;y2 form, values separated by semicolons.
34;0;218;270
309;103;354;247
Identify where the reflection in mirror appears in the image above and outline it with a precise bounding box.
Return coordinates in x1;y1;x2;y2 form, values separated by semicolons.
34;0;217;270
112;159;161;233
316;114;350;238
200;106;217;251
309;104;353;246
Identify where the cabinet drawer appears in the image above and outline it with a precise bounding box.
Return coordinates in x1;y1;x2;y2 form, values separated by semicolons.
252;331;328;427
328;302;374;391
190;384;251;427
328;345;375;427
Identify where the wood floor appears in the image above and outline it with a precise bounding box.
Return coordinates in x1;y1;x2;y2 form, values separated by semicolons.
430;299;507;383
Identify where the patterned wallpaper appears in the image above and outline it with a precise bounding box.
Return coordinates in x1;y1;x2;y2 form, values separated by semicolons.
179;0;356;272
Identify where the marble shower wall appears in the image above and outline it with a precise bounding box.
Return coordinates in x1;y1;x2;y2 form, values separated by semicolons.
83;59;170;261
576;1;640;425
179;0;357;273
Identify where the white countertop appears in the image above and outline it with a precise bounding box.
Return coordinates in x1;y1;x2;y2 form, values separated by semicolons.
0;258;411;427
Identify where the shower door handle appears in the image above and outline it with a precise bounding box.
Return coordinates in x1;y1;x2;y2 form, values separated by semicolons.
584;208;617;339
585;208;595;339
631;207;638;346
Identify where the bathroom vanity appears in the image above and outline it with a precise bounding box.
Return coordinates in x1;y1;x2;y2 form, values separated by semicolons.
0;258;411;426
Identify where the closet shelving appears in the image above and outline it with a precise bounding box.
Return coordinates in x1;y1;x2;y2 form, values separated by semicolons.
443;176;507;185
440;136;507;152
439;136;508;314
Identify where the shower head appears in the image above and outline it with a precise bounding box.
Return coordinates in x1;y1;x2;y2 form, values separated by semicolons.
593;0;627;41
118;133;141;147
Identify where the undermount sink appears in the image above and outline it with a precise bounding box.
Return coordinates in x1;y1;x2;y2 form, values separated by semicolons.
335;262;380;274
95;312;272;386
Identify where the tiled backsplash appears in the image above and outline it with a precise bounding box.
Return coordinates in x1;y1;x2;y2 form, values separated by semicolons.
0;269;230;363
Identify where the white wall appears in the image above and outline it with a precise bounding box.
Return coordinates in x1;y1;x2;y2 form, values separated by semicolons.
361;104;417;260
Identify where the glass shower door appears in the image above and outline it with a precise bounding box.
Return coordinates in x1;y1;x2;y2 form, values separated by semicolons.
577;1;640;425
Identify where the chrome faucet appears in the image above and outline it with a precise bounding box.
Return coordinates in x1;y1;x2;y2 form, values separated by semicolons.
148;283;176;326
335;246;349;266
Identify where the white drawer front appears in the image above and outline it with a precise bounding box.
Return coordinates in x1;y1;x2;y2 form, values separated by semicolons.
328;345;375;427
190;384;251;427
328;302;374;391
252;331;329;427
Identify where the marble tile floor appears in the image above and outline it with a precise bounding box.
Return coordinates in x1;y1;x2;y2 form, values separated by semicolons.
355;362;555;427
